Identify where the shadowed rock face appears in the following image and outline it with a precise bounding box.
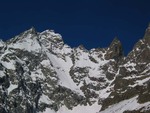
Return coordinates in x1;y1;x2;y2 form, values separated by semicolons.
0;24;150;113
144;23;150;41
105;37;124;61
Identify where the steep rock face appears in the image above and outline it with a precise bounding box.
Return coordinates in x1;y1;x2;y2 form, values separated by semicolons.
0;25;149;113
105;37;124;61
144;23;150;41
100;25;150;113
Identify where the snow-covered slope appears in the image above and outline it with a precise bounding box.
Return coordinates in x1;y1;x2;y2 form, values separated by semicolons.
99;96;150;113
0;25;150;113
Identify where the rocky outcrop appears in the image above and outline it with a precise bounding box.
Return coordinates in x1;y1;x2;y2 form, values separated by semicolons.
144;23;150;41
105;37;124;61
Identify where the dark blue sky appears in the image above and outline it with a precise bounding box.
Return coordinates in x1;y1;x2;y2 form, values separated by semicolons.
0;0;150;55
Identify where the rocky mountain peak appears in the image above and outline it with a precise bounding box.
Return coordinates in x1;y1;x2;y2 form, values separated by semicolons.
20;27;37;37
28;27;37;34
105;37;124;60
39;29;64;50
76;44;87;51
6;27;38;45
144;23;150;43
111;37;121;44
127;24;150;63
145;23;150;33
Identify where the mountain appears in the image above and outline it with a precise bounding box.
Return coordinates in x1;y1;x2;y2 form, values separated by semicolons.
0;25;149;113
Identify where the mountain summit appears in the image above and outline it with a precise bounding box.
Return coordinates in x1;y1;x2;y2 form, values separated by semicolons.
0;25;150;113
105;37;123;60
144;24;150;44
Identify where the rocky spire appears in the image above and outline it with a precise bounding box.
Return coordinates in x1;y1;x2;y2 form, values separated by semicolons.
105;37;124;60
27;26;37;34
144;23;150;43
